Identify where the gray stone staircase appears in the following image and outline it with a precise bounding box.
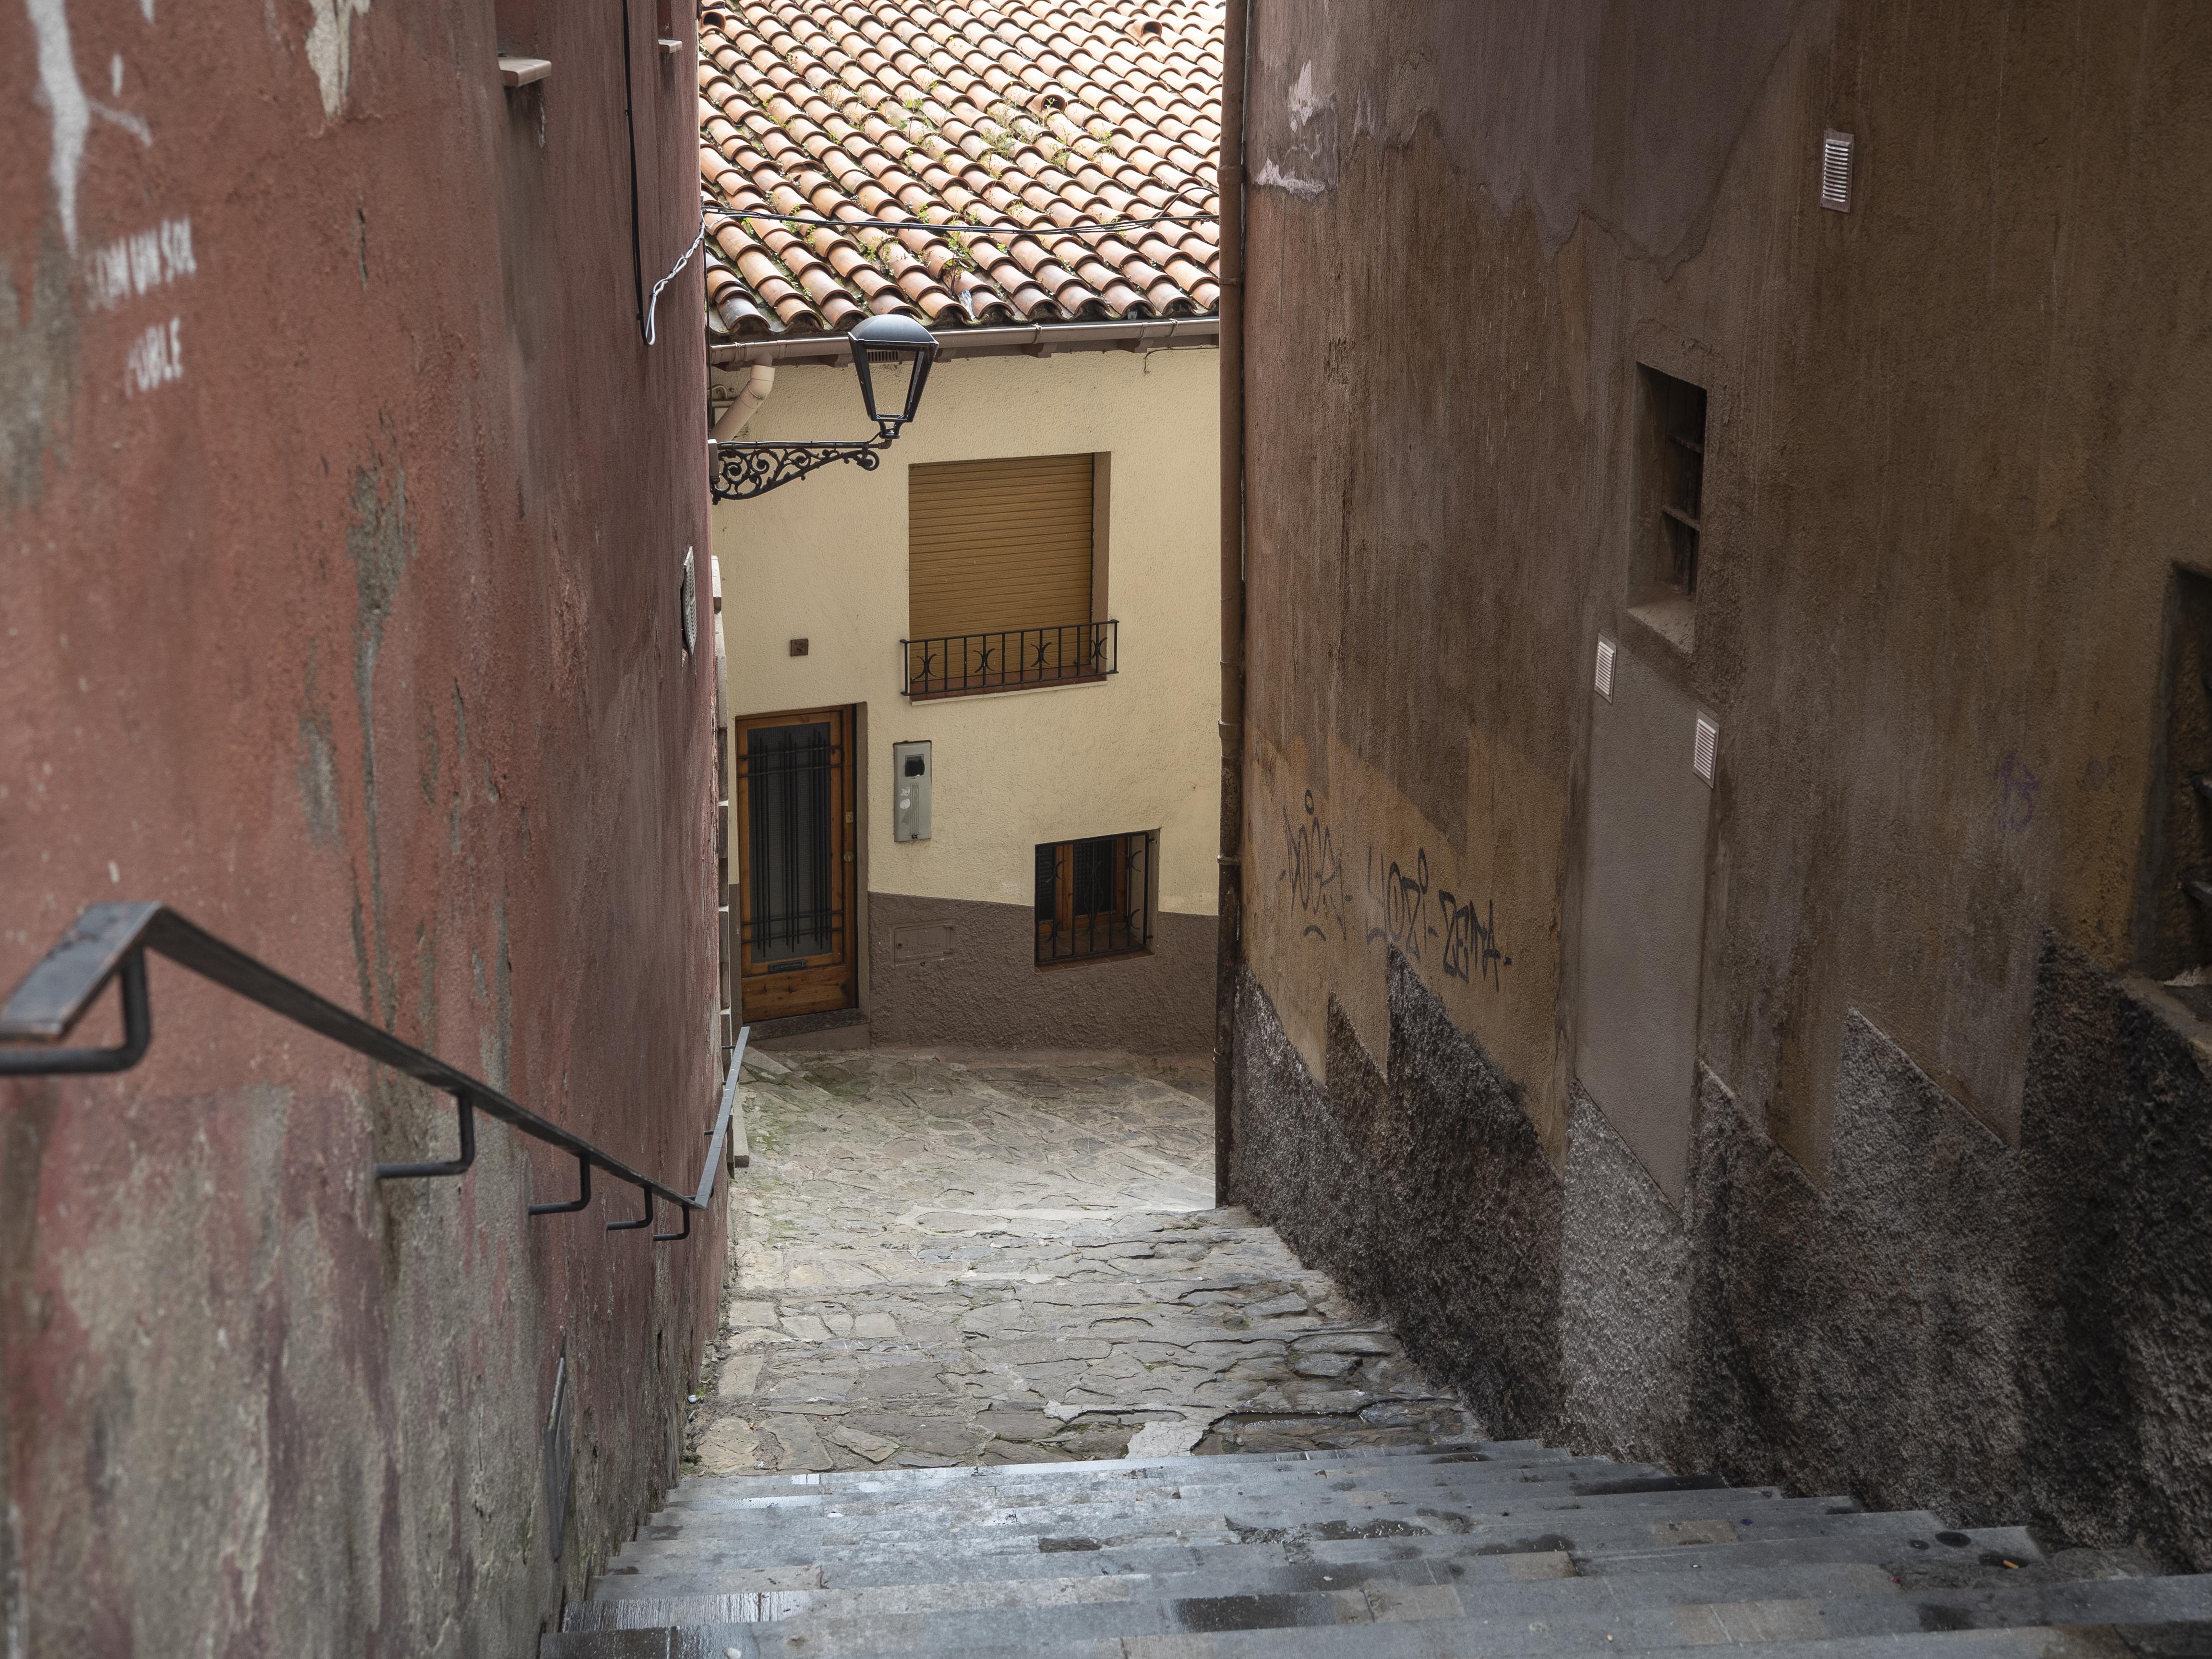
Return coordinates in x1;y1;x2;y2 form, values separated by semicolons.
545;1440;2212;1658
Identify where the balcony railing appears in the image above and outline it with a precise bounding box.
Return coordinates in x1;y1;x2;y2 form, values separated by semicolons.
901;620;1117;699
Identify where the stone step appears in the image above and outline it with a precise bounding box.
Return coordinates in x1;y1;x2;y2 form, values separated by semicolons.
592;1513;2035;1601
662;1439;1557;1501
544;1570;2212;1658
589;1518;2047;1605
601;1478;1814;1575
651;1446;1539;1516
611;1479;1816;1564
580;1524;2117;1630
649;1455;1678;1523
597;1497;1929;1591
653;1463;1773;1524
570;1548;1991;1633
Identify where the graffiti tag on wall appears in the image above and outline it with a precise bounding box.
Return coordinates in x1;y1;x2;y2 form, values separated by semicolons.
1279;786;1511;991
1995;750;2040;833
1366;846;1435;960
1438;889;1508;987
1279;790;1347;941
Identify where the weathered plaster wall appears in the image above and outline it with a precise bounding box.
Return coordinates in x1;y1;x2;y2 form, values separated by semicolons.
2;0;719;1652
1233;0;2212;1568
1235;945;2212;1569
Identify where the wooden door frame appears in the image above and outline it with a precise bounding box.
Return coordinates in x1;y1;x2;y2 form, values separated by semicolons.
734;704;858;1022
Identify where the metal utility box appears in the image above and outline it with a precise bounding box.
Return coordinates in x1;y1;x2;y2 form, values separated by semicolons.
892;741;932;842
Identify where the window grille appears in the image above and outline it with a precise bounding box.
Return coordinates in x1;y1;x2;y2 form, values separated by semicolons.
1034;832;1152;965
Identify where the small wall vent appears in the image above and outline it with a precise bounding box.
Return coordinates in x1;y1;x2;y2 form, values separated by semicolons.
1820;130;1854;212
1594;635;1616;701
1693;714;1719;785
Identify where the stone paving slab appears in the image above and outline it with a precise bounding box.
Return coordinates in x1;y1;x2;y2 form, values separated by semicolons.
684;1048;1480;1476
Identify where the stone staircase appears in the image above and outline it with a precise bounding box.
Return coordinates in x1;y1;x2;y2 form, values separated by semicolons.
546;1439;2212;1658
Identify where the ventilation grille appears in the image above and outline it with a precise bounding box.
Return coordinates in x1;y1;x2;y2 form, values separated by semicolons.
1820;130;1854;212
1594;635;1616;701
1693;714;1719;785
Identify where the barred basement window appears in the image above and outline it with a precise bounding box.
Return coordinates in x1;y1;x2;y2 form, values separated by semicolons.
1034;832;1153;965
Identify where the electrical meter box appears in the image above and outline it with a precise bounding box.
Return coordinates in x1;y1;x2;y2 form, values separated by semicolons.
892;741;932;842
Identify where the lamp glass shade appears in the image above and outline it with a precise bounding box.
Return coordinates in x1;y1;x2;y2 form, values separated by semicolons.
847;314;939;433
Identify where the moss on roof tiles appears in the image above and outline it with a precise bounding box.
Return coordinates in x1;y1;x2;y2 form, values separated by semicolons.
698;0;1219;340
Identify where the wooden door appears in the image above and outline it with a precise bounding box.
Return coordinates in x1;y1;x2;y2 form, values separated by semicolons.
735;706;857;1022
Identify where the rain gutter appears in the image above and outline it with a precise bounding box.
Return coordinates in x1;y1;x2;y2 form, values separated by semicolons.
707;314;1218;367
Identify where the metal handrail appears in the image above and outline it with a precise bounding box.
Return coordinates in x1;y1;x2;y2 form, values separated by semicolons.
0;903;746;1243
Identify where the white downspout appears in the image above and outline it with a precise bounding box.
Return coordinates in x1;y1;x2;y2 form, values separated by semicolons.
712;363;776;439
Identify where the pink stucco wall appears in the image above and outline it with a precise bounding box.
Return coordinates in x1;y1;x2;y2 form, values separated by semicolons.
2;0;721;1648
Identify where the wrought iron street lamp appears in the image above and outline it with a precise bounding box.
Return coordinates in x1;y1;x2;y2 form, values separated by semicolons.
710;314;939;501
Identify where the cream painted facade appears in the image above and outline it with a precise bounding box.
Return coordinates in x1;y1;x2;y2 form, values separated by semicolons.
712;344;1220;1050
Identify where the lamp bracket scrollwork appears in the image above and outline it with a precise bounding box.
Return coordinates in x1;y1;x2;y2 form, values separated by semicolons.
709;432;897;502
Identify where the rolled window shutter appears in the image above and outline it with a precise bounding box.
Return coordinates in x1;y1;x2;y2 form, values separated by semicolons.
908;454;1094;639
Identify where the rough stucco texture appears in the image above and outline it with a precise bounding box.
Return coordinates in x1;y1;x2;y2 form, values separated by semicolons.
1234;944;2212;1571
2;1;718;1653
1231;951;1561;1434
1232;0;2212;1575
868;890;1213;1054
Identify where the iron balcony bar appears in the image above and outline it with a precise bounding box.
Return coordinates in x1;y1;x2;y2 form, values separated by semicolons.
0;902;748;1242
901;619;1117;699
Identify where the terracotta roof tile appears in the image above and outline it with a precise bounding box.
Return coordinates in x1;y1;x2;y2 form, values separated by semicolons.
697;0;1221;340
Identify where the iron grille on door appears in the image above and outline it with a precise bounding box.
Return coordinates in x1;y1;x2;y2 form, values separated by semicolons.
1034;832;1152;965
745;721;838;965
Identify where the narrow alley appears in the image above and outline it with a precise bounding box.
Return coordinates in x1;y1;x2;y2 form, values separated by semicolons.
687;1047;1476;1474
551;1048;2212;1655
12;0;2212;1651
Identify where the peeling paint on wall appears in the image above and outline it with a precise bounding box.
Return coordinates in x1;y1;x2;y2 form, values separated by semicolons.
25;0;92;253
1254;60;1338;199
297;710;339;844
24;0;157;256
345;438;412;1028
304;0;372;119
0;236;77;511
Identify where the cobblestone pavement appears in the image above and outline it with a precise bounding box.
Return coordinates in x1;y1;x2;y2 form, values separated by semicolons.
684;1047;1478;1477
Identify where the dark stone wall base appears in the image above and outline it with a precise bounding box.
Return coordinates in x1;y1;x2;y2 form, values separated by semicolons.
867;890;1214;1054
1230;939;2212;1570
